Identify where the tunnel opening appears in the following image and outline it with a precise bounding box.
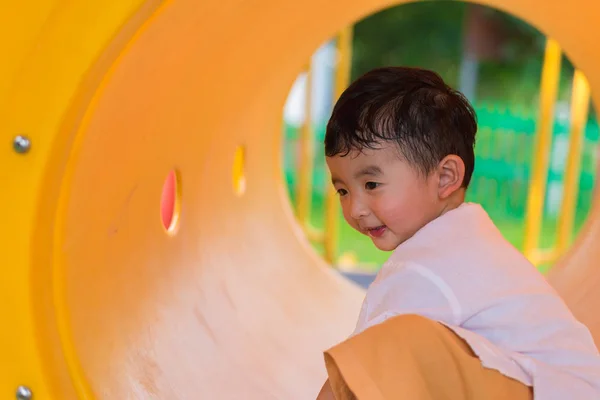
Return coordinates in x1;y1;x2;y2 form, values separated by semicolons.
281;0;599;285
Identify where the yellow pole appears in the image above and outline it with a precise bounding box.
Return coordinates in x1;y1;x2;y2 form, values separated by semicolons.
296;65;314;226
324;26;353;265
522;38;562;263
556;69;590;253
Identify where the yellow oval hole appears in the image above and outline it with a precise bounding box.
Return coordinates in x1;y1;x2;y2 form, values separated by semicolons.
232;145;246;196
160;169;181;234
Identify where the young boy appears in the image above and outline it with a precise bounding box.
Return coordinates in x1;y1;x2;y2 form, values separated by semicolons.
316;66;600;399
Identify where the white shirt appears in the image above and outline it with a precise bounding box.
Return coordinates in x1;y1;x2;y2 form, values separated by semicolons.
352;202;600;399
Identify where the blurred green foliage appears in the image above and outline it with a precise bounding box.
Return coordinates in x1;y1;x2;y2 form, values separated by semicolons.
350;1;589;115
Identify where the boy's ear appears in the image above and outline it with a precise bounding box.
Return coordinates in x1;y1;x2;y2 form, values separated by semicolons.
436;155;465;198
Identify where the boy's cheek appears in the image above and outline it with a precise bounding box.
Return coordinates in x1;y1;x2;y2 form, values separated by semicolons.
379;199;424;231
340;209;356;228
378;198;409;221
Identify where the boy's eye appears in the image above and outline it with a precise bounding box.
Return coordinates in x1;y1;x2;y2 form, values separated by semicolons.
337;188;348;196
365;182;379;190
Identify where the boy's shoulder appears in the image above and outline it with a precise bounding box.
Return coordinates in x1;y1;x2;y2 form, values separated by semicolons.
402;202;526;259
383;201;548;292
393;202;508;260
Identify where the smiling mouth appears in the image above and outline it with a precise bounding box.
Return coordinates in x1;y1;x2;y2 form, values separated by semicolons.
364;225;387;238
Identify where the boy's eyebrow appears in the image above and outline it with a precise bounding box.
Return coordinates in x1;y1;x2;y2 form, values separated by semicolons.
331;165;382;185
354;165;382;178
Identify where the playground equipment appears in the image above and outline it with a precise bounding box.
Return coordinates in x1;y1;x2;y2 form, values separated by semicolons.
1;0;600;398
293;27;353;264
522;39;594;265
290;35;594;269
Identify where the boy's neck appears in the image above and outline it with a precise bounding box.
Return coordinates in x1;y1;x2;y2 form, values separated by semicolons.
438;188;466;218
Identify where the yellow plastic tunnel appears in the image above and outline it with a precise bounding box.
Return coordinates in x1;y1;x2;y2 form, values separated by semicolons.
1;0;600;398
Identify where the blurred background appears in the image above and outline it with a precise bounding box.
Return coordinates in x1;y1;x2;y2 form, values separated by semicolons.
280;0;598;280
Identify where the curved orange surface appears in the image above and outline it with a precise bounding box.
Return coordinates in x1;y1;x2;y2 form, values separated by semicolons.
2;0;600;398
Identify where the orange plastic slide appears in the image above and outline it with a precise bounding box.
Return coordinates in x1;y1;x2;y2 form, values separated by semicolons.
1;0;599;398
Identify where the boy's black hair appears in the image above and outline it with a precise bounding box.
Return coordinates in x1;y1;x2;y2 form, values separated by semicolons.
324;66;477;188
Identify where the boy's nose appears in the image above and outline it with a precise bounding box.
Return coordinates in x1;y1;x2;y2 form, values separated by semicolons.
349;199;370;220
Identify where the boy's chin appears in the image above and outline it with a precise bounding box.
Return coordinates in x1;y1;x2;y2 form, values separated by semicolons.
371;237;400;252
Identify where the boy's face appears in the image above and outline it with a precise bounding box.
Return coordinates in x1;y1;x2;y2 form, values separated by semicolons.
326;143;443;251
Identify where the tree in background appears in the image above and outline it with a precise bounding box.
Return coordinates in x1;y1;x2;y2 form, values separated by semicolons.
350;0;576;111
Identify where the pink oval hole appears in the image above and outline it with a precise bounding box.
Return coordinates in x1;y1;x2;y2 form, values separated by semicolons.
160;170;179;233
